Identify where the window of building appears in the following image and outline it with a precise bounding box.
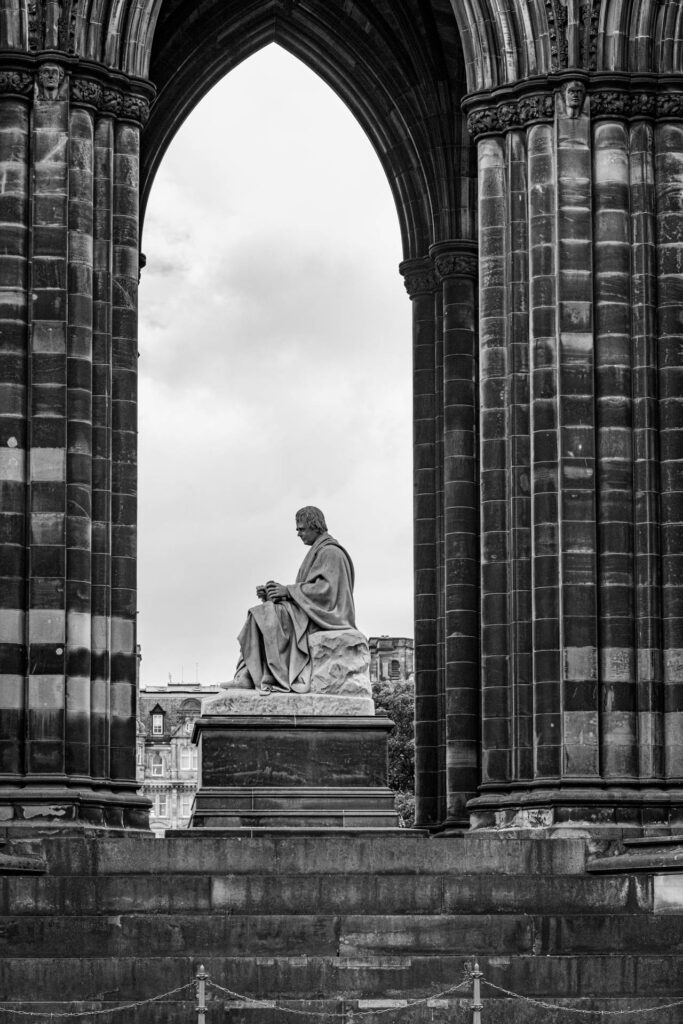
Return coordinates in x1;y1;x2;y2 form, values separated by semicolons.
390;659;401;679
180;748;191;770
152;754;163;777
152;714;163;735
180;794;192;817
191;749;198;770
157;794;168;817
137;744;144;765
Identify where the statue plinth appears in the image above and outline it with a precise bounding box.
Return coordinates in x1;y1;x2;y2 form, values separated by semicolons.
201;691;375;717
190;630;400;830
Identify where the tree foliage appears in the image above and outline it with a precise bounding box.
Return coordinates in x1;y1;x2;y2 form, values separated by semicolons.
372;678;415;827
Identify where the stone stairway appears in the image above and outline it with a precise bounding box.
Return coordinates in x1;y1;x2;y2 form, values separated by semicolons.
0;833;682;1023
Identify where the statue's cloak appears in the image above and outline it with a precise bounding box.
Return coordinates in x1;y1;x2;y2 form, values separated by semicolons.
237;533;356;691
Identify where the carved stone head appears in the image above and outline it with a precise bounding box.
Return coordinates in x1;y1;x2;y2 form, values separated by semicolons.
295;506;327;544
562;80;586;118
38;63;64;100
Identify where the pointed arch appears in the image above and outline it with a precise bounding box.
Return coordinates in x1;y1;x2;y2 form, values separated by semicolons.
141;1;474;260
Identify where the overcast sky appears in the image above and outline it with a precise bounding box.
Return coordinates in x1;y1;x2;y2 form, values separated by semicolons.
138;45;413;687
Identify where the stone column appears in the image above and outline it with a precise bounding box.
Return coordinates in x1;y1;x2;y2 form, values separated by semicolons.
655;110;683;782
464;80;683;832
0;70;32;779
400;259;445;829
401;246;479;833
0;56;152;828
431;242;479;830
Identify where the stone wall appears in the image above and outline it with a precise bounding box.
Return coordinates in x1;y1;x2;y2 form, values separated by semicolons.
0;834;681;1022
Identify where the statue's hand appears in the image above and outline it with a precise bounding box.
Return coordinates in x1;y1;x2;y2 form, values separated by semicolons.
265;581;288;602
256;585;267;601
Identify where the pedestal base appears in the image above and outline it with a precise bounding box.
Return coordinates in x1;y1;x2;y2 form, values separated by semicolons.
191;714;398;829
467;784;683;837
0;783;151;832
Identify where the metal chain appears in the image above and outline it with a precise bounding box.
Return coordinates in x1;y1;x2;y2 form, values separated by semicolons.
0;970;682;1021
482;979;683;1018
0;984;195;1019
207;978;472;1018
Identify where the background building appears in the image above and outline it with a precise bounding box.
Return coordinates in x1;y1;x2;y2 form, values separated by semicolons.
369;637;414;685
137;679;220;836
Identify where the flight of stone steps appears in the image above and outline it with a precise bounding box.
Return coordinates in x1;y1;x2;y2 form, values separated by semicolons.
0;833;681;1023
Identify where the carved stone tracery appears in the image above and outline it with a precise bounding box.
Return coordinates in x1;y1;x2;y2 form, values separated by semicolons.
546;0;569;70
580;0;601;72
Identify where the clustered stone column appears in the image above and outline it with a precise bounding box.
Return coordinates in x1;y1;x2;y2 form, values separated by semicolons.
463;78;683;830
401;241;478;831
0;57;152;827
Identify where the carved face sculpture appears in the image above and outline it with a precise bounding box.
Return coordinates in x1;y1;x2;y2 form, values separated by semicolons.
563;80;586;118
296;518;319;547
38;63;63;99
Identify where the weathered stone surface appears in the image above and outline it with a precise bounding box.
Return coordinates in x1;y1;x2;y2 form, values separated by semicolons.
0;835;682;1023
191;715;398;828
308;629;372;697
203;691;374;718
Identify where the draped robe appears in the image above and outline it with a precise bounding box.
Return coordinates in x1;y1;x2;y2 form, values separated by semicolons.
235;532;356;691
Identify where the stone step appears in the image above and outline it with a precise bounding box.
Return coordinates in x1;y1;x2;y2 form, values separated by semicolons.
2;912;682;957
0;954;680;1002
24;835;587;878
0;871;651;916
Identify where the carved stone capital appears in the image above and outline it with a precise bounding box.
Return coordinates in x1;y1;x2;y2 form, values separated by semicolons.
658;93;683;119
101;88;123;116
434;252;478;281
467;93;555;139
119;92;151;125
399;259;437;299
631;92;657;119
466;79;683;139
69;73;150;123
70;76;103;109
590;90;629;118
0;71;33;98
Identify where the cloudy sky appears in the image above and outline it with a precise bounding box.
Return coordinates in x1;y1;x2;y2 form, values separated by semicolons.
137;45;413;687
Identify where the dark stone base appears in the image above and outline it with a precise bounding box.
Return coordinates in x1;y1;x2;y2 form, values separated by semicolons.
589;835;683;873
0;783;151;833
191;714;398;829
468;784;683;836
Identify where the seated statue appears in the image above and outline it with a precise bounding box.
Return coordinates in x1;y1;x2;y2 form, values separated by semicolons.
231;506;357;694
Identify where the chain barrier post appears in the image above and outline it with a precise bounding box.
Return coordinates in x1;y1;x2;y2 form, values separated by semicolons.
196;964;208;1024
471;960;483;1024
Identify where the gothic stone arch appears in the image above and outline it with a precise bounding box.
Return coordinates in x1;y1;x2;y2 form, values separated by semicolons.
1;0;683;833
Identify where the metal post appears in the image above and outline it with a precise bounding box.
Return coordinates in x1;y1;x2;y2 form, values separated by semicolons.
196;964;208;1024
471;960;483;1024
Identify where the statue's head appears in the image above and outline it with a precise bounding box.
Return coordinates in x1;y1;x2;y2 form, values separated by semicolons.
38;63;63;99
563;80;586;118
295;506;327;545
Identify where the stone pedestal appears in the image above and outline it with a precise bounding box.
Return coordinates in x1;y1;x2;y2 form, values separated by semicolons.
192;631;397;831
191;711;398;829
